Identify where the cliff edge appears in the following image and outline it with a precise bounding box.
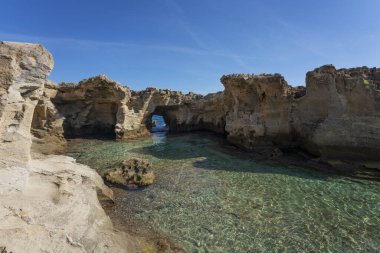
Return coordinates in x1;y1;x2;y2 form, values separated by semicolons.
0;42;138;252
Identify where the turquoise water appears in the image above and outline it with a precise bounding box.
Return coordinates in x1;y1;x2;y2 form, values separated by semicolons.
65;132;380;253
151;115;169;132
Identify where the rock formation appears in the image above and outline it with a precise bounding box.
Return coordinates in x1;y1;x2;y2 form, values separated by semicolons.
0;42;138;252
292;65;380;160
104;158;155;187
54;75;130;139
121;88;203;139
30;61;380;164
221;74;294;150
1;40;380;251
221;66;380;162
0;41;53;165
160;91;226;134
31;80;66;154
43;80;203;140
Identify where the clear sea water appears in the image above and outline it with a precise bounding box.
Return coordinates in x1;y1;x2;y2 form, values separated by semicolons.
65;132;380;253
151;115;169;132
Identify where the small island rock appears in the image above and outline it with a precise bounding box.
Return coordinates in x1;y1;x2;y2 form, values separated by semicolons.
104;158;155;187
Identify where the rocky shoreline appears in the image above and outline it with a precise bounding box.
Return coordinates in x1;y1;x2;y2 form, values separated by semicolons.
1;41;379;252
101;186;187;253
0;42;139;252
30;51;380;169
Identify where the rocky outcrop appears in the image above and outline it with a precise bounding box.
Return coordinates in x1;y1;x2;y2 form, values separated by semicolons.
0;42;138;252
221;66;380;162
54;75;130;139
104;158;155;187
8;39;377;166
47;80;203;140
0;154;139;253
221;74;294;150
31;63;380;163
31;80;66;154
1;40;379;250
160;91;226;134
0;41;53;165
121;88;203;139
292;65;380;160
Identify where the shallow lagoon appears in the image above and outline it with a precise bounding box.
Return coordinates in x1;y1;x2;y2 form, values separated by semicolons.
66;132;380;252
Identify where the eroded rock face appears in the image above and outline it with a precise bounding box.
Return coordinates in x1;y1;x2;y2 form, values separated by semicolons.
0;42;138;252
104;158;155;187
32;75;208;140
54;75;130;139
31;80;66;154
121;87;203;139
36;65;380;163
221;74;294;150
161;91;226;134
293;65;380;160
220;66;380;161
13;39;377;164
0;41;53;165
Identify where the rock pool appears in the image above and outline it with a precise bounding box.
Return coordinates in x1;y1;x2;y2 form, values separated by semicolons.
65;132;380;253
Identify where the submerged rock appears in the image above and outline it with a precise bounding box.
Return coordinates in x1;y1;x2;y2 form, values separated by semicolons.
104;158;155;187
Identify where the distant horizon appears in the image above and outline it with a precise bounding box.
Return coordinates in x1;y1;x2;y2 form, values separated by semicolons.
1;0;379;94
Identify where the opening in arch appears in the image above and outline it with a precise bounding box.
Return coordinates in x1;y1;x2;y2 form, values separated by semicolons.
150;114;169;132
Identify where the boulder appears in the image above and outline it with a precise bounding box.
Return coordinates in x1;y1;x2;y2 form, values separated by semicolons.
104;158;155;187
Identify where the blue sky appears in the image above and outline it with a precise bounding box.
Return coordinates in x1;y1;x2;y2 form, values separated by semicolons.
1;0;380;94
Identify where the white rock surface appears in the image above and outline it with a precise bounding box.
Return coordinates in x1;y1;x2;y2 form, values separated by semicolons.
0;41;138;252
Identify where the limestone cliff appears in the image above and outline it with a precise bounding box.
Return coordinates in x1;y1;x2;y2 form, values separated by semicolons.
0;41;53;165
292;65;380;160
32;64;380;163
31;80;66;154
121;88;203;139
161;91;226;134
43;80;203;140
221;66;380;162
221;74;294;150
15;39;379;167
54;75;130;139
0;42;138;252
2;41;379;250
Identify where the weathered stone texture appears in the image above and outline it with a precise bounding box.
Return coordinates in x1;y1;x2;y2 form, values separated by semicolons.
0;41;54;165
160;91;226;134
0;42;138;253
221;74;294;150
121;88;203;139
54;75;130;139
220;66;380;161
292;65;380;160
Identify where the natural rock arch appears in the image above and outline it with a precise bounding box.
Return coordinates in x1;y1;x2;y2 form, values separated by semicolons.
120;88;202;139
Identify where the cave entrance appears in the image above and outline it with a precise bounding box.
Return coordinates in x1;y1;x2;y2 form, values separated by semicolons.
150;114;169;132
83;102;118;139
61;102;118;139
